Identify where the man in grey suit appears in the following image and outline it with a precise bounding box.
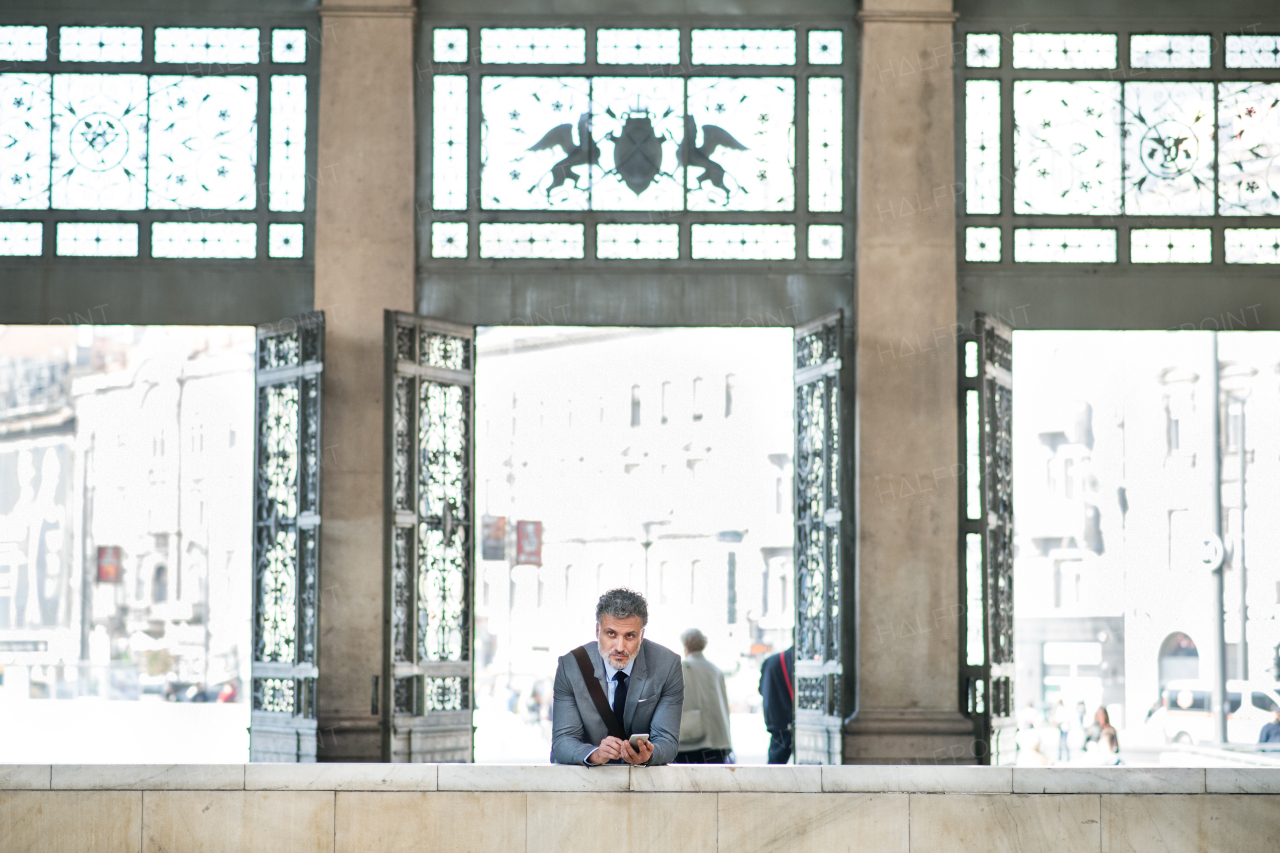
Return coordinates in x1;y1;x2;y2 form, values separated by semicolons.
551;588;684;765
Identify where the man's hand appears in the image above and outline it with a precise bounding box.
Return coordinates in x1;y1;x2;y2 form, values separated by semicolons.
620;738;654;765
587;736;627;765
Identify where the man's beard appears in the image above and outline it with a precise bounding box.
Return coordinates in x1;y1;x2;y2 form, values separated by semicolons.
605;652;630;670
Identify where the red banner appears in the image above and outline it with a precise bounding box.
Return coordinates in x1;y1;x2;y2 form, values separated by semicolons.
516;521;542;566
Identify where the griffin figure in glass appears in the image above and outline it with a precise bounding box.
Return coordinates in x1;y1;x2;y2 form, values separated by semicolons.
528;112;599;195
679;115;747;200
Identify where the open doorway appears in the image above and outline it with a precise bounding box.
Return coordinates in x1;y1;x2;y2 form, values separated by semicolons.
470;327;795;763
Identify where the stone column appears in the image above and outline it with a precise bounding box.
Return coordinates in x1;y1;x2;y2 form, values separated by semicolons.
313;1;416;761
847;1;976;763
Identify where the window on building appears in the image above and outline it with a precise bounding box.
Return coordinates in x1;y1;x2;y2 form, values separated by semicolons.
692;377;703;421
724;373;735;417
630;384;641;426
726;551;737;623
152;564;167;603
661;381;670;424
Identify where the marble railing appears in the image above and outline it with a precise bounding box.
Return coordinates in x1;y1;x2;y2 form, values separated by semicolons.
2;764;1278;852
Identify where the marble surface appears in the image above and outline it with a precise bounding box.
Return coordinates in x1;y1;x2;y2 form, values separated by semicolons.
52;764;245;790
824;764;1012;793
0;791;141;853
1205;767;1280;794
336;792;526;853
143;791;334;853
719;793;909;853
631;765;822;792
1102;794;1280;853
439;763;628;791
246;762;437;791
1013;767;1205;794
910;793;1102;853
0;764;51;789
527;792;717;853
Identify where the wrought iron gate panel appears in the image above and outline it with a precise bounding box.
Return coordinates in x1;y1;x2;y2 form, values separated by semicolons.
793;312;844;764
250;311;324;762
384;311;475;762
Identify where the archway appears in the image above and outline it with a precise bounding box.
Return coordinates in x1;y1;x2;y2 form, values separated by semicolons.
1158;632;1199;688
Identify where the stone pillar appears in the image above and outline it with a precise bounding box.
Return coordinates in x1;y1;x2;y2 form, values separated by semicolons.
313;1;416;761
847;1;976;763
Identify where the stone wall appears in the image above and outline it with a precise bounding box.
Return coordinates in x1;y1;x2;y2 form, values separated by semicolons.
2;764;1277;852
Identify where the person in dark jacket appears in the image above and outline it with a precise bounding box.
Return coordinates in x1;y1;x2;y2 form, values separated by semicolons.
1259;709;1280;744
758;646;795;764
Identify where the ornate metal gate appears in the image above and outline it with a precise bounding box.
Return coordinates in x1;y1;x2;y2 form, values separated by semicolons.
959;314;1015;764
793;312;844;764
250;312;324;762
383;312;475;762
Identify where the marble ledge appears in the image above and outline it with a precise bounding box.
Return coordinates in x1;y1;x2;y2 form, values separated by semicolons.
50;764;245;790
1206;768;1280;794
823;765;1012;793
632;765;822;792
0;765;51;789
246;762;437;791
440;763;628;792
1013;767;1205;794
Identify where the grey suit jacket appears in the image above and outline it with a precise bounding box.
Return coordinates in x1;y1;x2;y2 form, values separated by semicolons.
550;639;684;766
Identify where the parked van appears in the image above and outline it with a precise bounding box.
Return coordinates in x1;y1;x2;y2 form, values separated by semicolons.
1160;679;1280;745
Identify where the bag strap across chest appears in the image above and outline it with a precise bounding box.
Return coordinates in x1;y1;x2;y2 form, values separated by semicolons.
572;645;627;739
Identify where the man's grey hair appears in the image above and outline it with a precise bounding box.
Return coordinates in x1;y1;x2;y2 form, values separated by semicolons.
681;628;707;653
596;588;648;626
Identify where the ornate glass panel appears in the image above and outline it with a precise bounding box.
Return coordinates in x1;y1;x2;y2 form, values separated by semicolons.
0;74;52;209
0;222;41;255
808;77;842;213
258;331;299;371
392;375;414;512
1014;81;1121;215
1123;82;1213;216
690;29;796;66
432;222;468;258
691;224;794;260
1130;35;1211;69
395;676;418;714
54;222;138;256
253;677;295;713
418;525;468;662
148;76;258;210
592;77;686;210
597;29;679;65
272;30;307;64
966;533;985;665
151;222;257;258
298;527;318;664
392;527;413;662
480;77;590;210
807;224;841;260
966;33;1000;68
154;28;261;65
300;373;321;514
479;223;584;258
1218;82;1280;216
0;26;46;62
1130;228;1211;263
418;381;467;520
59;27;143;63
259;383;300;522
965;80;1000;214
797;676;826;711
424;676;467;711
52;74;149;210
480;28;585;64
269;75;307;212
1225;35;1280;69
966;390;982;519
1013;228;1116;262
807;31;842;66
420;330;469;371
686;78;794;211
1011;33;1116;69
983;379;1014;665
433;75;468;210
417;380;470;663
596;223;679;259
434;28;468;63
268;223;304;258
794;381;826;660
257;527;298;662
966;226;1001;262
1225;228;1280;263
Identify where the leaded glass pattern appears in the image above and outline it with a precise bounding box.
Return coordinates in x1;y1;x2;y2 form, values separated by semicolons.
1011;33;1116;69
59;27;143;63
148;76;258;210
1014;81;1121;215
597;29;680;65
425;677;468;712
807;31;842;66
272;29;307;64
479;223;584;258
257;524;298;663
480;76;590;210
52;74;149;210
433;75;468;211
152;222;257;258
691;29;796;66
55;222;137;256
966;226;1001;262
253;677;295;713
1226;228;1280;263
1123;82;1213;216
807;224;841;260
966;80;1000;215
434;28;468;63
687;78;794;211
1225;35;1280;69
392;527;413;662
1130;35;1211;69
420;329;470;371
596;223;679;259
0;74;52;208
1131;228;1211;263
691;223;794;260
1218;82;1280;216
480;28;585;64
268;223;304;258
808;78;842;213
1014;228;1116;263
432;222;468;258
967;33;1000;68
0;26;46;62
0;222;41;255
269;75;306;212
154;28;261;65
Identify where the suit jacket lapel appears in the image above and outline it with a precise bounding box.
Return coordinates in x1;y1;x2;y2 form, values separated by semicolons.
624;641;649;732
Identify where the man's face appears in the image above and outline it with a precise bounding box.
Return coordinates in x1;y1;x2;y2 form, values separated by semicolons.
596;614;644;670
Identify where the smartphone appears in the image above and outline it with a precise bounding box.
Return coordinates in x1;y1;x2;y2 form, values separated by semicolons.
629;733;650;750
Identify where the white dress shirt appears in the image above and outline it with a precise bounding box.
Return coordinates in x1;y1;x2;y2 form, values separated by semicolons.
584;648;636;764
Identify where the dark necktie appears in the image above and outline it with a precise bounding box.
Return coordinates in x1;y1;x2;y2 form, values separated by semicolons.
612;670;629;730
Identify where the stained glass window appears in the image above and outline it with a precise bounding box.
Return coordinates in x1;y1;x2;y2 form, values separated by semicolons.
0;222;42;255
809;78;842;213
1225;229;1280;264
0;74;52;209
268;223;304;258
966;80;1000;215
687;78;794;211
152;222;257;258
1130;35;1211;69
966;226;1001;262
1225;35;1280;69
434;28;468;63
480;76;590;210
480;28;585;64
691;224;794;260
1014;228;1116;263
272;29;307;64
432;76;468;210
52;74;149;210
807;224;841;260
55;222;138;256
597;29;679;65
148;76;258;210
1014;81;1121;215
1123;83;1214;216
432;222;468;258
478;222;584;258
0;26;46;61
596;223;679;259
1130;228;1211;263
808;31;842;66
59;27;143;63
1218;82;1280;216
967;33;1000;68
154;28;260;65
269;75;307;212
1012;33;1116;69
691;30;796;66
